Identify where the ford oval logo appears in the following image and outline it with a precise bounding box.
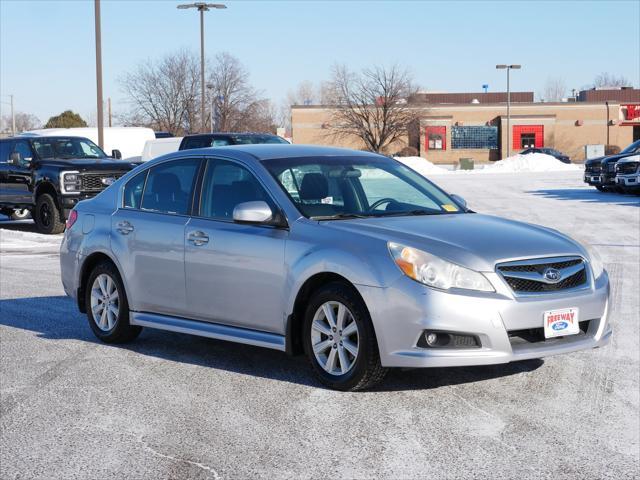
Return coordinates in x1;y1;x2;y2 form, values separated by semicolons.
543;267;562;283
101;177;116;186
552;321;568;331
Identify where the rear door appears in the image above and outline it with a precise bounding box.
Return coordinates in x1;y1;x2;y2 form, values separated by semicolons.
110;157;202;317
0;140;15;203
184;158;288;333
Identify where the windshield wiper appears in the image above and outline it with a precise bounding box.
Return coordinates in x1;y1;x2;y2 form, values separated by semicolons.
372;209;439;217
312;213;370;221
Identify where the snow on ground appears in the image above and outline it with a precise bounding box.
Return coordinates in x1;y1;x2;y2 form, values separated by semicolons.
1;171;638;479
479;152;581;173
393;156;450;175
395;153;581;175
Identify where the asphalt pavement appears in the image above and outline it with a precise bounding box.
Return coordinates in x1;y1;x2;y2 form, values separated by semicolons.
1;171;638;479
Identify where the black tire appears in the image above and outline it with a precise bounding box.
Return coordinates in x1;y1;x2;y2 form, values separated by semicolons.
595;185;606;192
9;208;31;220
85;261;142;343
34;193;65;234
303;282;387;391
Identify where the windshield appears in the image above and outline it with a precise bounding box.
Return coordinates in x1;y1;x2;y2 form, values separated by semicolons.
231;135;288;145
32;137;108;160
264;156;465;219
621;140;640;154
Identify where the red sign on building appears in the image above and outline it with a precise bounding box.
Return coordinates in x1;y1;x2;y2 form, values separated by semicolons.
513;125;544;150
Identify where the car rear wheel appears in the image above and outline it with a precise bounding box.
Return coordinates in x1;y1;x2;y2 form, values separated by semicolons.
303;282;387;391
34;194;65;234
85;262;142;343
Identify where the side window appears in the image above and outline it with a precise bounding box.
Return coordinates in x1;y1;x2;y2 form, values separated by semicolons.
13;141;34;162
123;170;148;209
140;159;200;215
0;141;13;163
182;137;211;150
211;137;231;146
199;160;272;220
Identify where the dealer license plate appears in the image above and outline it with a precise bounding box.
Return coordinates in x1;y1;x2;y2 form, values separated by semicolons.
543;308;580;338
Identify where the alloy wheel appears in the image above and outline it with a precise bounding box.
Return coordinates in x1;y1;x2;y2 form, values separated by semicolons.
90;274;120;331
311;301;359;375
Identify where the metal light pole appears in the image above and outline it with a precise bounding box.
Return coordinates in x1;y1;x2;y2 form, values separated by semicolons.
496;64;521;158
94;0;104;149
177;3;227;133
10;94;15;135
206;83;214;133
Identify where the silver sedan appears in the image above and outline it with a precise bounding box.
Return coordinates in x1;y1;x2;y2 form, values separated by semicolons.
60;145;611;390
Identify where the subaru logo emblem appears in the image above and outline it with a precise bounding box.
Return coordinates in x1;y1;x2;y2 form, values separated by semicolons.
542;267;562;283
101;177;116;186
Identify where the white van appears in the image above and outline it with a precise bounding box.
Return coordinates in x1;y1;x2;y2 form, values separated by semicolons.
141;137;182;162
24;127;155;161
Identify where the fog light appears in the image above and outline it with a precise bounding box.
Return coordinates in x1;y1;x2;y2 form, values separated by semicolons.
426;332;438;346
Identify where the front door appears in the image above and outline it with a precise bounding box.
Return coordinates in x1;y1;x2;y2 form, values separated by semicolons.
110;158;201;317
184;158;288;334
3;140;33;204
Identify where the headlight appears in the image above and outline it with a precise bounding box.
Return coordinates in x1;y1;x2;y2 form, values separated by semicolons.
60;171;81;194
388;242;494;292
585;244;605;279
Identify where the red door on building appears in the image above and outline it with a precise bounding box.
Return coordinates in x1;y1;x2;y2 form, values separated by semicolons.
513;125;544;149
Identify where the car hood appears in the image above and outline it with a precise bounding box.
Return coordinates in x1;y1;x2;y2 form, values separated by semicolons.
325;213;585;272
586;152;638;166
37;158;140;170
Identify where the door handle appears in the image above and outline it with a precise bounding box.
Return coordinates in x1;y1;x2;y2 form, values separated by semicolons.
116;221;134;235
187;231;209;246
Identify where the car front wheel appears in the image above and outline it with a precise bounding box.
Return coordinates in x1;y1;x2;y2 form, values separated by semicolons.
34;194;65;234
85;262;142;343
303;282;387;391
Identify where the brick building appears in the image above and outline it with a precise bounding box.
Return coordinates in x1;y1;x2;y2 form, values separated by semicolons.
291;88;640;164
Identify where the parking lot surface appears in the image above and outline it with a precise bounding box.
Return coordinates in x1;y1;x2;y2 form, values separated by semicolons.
1;171;638;479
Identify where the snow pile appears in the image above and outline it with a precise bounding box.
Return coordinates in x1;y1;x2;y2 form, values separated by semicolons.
393;156;449;175
0;226;62;252
479;153;581;173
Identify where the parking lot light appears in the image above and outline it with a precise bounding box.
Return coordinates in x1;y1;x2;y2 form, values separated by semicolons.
177;3;227;134
496;64;522;158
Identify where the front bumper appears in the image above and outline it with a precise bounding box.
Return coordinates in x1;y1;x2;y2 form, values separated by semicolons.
616;174;640;189
357;271;611;368
583;173;602;185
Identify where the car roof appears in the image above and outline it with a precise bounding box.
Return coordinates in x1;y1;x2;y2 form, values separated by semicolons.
153;144;381;165
183;132;280;138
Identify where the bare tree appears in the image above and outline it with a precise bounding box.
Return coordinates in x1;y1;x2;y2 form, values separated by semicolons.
0;112;41;133
120;50;200;134
540;77;567;102
326;64;419;153
207;52;274;132
593;72;630;88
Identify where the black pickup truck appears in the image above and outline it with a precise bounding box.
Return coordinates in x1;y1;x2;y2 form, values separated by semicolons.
0;136;138;234
584;139;640;192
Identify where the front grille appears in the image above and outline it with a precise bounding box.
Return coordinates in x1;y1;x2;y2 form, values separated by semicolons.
497;257;588;294
607;162;617;173
508;320;590;345
617;162;640;175
585;164;602;174
80;172;125;192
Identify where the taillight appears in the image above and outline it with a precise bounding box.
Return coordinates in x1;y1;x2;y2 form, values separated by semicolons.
66;210;78;229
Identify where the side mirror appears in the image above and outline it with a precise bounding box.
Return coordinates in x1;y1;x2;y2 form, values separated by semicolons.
233;201;287;228
450;194;467;210
112;149;122;159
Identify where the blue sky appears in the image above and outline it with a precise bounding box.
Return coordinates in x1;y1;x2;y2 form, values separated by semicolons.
1;0;638;124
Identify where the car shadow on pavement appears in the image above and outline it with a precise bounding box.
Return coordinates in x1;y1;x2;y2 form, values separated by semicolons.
0;295;543;392
526;188;640;206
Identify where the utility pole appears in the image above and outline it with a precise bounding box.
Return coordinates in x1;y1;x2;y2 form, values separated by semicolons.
177;3;227;133
94;0;104;148
10;94;15;135
108;97;112;127
496;64;521;158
